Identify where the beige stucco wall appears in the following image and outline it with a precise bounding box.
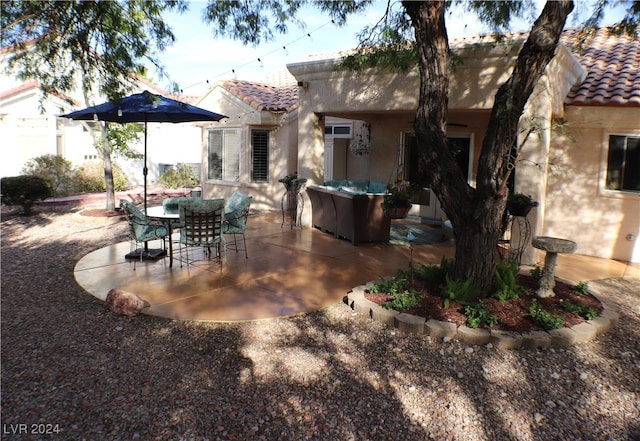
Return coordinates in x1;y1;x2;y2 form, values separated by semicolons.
541;106;639;263
198;86;299;212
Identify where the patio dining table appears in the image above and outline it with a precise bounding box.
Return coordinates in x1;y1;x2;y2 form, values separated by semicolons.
145;205;180;267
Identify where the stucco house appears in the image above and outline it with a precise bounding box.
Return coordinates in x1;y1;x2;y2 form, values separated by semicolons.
284;27;639;264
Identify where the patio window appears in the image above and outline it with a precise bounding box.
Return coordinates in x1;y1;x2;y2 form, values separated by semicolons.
606;134;640;193
251;129;270;183
207;129;240;182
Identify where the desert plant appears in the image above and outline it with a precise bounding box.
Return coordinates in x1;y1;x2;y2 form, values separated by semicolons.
559;299;597;320
21;154;75;196
159;163;199;189
440;273;478;307
528;299;564;330
492;259;525;302
465;302;498;329
572;281;589;295
73;161;128;192
1;175;54;215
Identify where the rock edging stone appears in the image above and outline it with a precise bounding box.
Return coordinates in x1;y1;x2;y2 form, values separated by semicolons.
344;281;619;350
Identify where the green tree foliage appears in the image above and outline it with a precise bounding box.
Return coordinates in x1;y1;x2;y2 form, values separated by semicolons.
159;163;199;189
105;123;144;161
2;0;185;211
1;175;54;215
21;154;75;197
74;161;128;193
1;0;187;101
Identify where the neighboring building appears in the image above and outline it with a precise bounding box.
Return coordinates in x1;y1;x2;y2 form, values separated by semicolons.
287;28;639;264
0;47;202;185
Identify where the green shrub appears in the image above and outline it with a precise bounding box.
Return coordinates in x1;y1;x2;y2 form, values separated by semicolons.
530;266;543;280
559;299;597;320
413;257;453;285
465;302;498;329
572;281;589;295
492;259;525;302
73;161;128;192
440;273;478;307
21;154;75;196
159;163;199;189
1;175;54;215
385;290;424;311
368;274;409;296
528;299;564;330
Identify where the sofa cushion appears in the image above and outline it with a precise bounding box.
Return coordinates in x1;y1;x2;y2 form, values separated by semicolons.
368;181;388;194
323;179;388;195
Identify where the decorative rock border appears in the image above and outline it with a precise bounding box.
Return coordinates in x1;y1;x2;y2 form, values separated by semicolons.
344;280;620;349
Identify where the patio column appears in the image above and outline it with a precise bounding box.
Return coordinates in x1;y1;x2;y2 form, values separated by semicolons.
296;89;325;227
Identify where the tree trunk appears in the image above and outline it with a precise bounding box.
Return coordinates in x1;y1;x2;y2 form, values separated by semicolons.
100;124;116;212
404;0;573;294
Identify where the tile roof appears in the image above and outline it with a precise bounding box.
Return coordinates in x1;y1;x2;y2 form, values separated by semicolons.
562;28;640;107
221;79;298;112
218;28;637;110
451;27;639;107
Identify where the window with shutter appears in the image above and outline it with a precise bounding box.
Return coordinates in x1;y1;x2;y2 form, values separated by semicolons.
252;129;269;183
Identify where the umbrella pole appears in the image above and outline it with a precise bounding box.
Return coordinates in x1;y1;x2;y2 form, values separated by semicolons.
144;120;149;253
141;119;166;260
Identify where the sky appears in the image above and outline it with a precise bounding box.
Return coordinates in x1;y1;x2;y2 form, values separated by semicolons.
153;1;622;96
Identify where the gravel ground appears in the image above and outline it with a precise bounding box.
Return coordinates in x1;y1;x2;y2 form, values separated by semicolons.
1;205;639;441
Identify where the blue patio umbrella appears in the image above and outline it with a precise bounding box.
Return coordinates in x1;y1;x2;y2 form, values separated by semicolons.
62;90;226;211
62;90;226;259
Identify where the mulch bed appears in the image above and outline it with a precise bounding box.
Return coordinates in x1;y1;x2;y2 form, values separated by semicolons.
365;274;603;333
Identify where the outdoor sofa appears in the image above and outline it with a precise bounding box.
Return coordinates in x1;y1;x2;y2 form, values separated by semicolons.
306;180;391;245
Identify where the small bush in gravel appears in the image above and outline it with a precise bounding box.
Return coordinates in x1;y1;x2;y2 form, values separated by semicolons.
529;299;564;330
1;175;54;215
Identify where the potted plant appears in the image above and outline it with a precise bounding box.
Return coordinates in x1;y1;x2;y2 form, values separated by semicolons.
278;172;307;192
382;181;413;219
507;193;538;217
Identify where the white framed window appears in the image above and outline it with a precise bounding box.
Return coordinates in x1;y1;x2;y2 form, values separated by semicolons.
605;134;639;193
251;129;269;183
324;123;352;138
207;129;240;182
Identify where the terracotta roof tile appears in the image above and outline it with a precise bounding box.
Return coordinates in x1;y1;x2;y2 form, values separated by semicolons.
562;28;640;107
222;79;298;112
449;28;639;107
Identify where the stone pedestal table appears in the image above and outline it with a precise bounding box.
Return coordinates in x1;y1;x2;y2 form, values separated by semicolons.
531;236;577;298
